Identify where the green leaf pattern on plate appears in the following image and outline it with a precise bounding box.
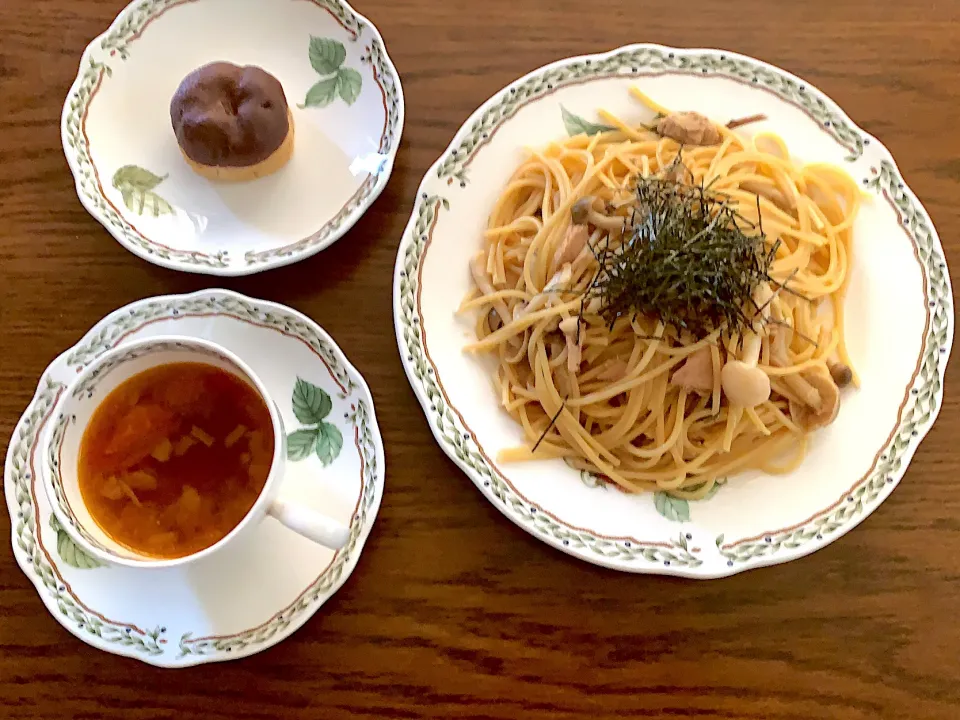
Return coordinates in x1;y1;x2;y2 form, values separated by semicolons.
300;37;363;109
576;474;727;522
111;165;173;217
50;514;103;570
561;105;615;137
287;429;320;461
336;67;362;106
292;377;333;425
302;75;340;109
314;423;344;466
286;377;344;466
309;36;347;75
9;380;165;656
654;492;691;523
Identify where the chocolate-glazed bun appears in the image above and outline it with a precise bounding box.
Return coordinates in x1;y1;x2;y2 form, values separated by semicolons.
171;62;293;178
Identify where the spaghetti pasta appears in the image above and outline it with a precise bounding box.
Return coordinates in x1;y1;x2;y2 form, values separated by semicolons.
462;91;860;498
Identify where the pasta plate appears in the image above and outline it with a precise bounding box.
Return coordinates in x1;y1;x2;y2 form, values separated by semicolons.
393;45;953;577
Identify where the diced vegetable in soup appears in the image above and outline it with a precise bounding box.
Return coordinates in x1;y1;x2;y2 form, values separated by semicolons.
78;362;274;559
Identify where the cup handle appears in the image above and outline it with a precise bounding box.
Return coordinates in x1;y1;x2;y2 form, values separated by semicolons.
268;498;350;550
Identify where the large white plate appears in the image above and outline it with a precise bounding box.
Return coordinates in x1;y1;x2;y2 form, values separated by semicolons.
5;290;385;666
62;0;403;276
393;45;953;577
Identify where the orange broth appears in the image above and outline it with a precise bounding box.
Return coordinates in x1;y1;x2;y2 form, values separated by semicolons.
78;362;274;559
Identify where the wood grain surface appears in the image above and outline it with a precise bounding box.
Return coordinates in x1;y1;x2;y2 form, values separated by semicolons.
2;1;959;718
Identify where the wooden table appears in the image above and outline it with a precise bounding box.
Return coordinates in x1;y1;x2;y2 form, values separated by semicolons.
2;1;959;717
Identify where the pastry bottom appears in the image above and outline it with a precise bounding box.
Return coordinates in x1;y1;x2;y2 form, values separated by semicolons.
181;110;294;182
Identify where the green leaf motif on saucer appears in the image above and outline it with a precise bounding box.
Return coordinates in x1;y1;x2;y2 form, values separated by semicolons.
287;377;343;466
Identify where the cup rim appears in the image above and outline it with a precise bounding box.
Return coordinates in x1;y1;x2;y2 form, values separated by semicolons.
43;334;284;570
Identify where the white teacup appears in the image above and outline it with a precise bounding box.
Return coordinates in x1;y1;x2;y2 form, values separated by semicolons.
43;335;351;569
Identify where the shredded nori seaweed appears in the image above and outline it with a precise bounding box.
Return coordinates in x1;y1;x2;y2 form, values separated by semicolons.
588;176;779;339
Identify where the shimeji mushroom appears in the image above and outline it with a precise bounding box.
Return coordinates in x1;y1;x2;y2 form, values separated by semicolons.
718;282;776;407
721;332;770;407
787;367;840;430
571;196;626;233
558;315;583;372
828;361;853;387
552;224;590;271
768;325;842;430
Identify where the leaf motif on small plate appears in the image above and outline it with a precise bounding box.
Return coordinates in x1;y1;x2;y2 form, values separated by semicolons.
336;67;362;106
286;377;344;466
309;36;347;75
301;75;340;109
49;514;104;570
561;106;615;137
300;37;363;109
111;165;174;217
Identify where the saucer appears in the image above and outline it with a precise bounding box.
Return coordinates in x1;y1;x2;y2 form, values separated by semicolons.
5;290;385;666
62;0;404;276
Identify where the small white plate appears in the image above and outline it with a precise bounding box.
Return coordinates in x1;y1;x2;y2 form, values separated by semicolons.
62;0;404;276
5;290;385;667
393;45;954;577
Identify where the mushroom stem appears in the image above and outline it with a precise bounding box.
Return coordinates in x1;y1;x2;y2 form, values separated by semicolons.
783;373;823;412
470;252;511;327
742;333;762;365
787;367;841;431
571;196;625;233
571;196;598;225
767;327;824;412
589;212;627;232
752;282;775;330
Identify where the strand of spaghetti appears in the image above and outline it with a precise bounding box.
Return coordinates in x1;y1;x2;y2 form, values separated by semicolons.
760;434;808;474
707;134;738;178
567;355;682;407
628;86;671;115
533;346;624;468
591;383;648;447
466;298;582;352
758;331;840;375
458;289;531;312
617;388;688;459
597;109;651;141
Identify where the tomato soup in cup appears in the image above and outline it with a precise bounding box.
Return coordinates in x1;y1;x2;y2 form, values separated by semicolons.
44;336;349;568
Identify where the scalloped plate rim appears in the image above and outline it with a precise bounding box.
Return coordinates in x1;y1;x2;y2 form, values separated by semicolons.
60;0;405;277
5;288;387;666
391;43;954;578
